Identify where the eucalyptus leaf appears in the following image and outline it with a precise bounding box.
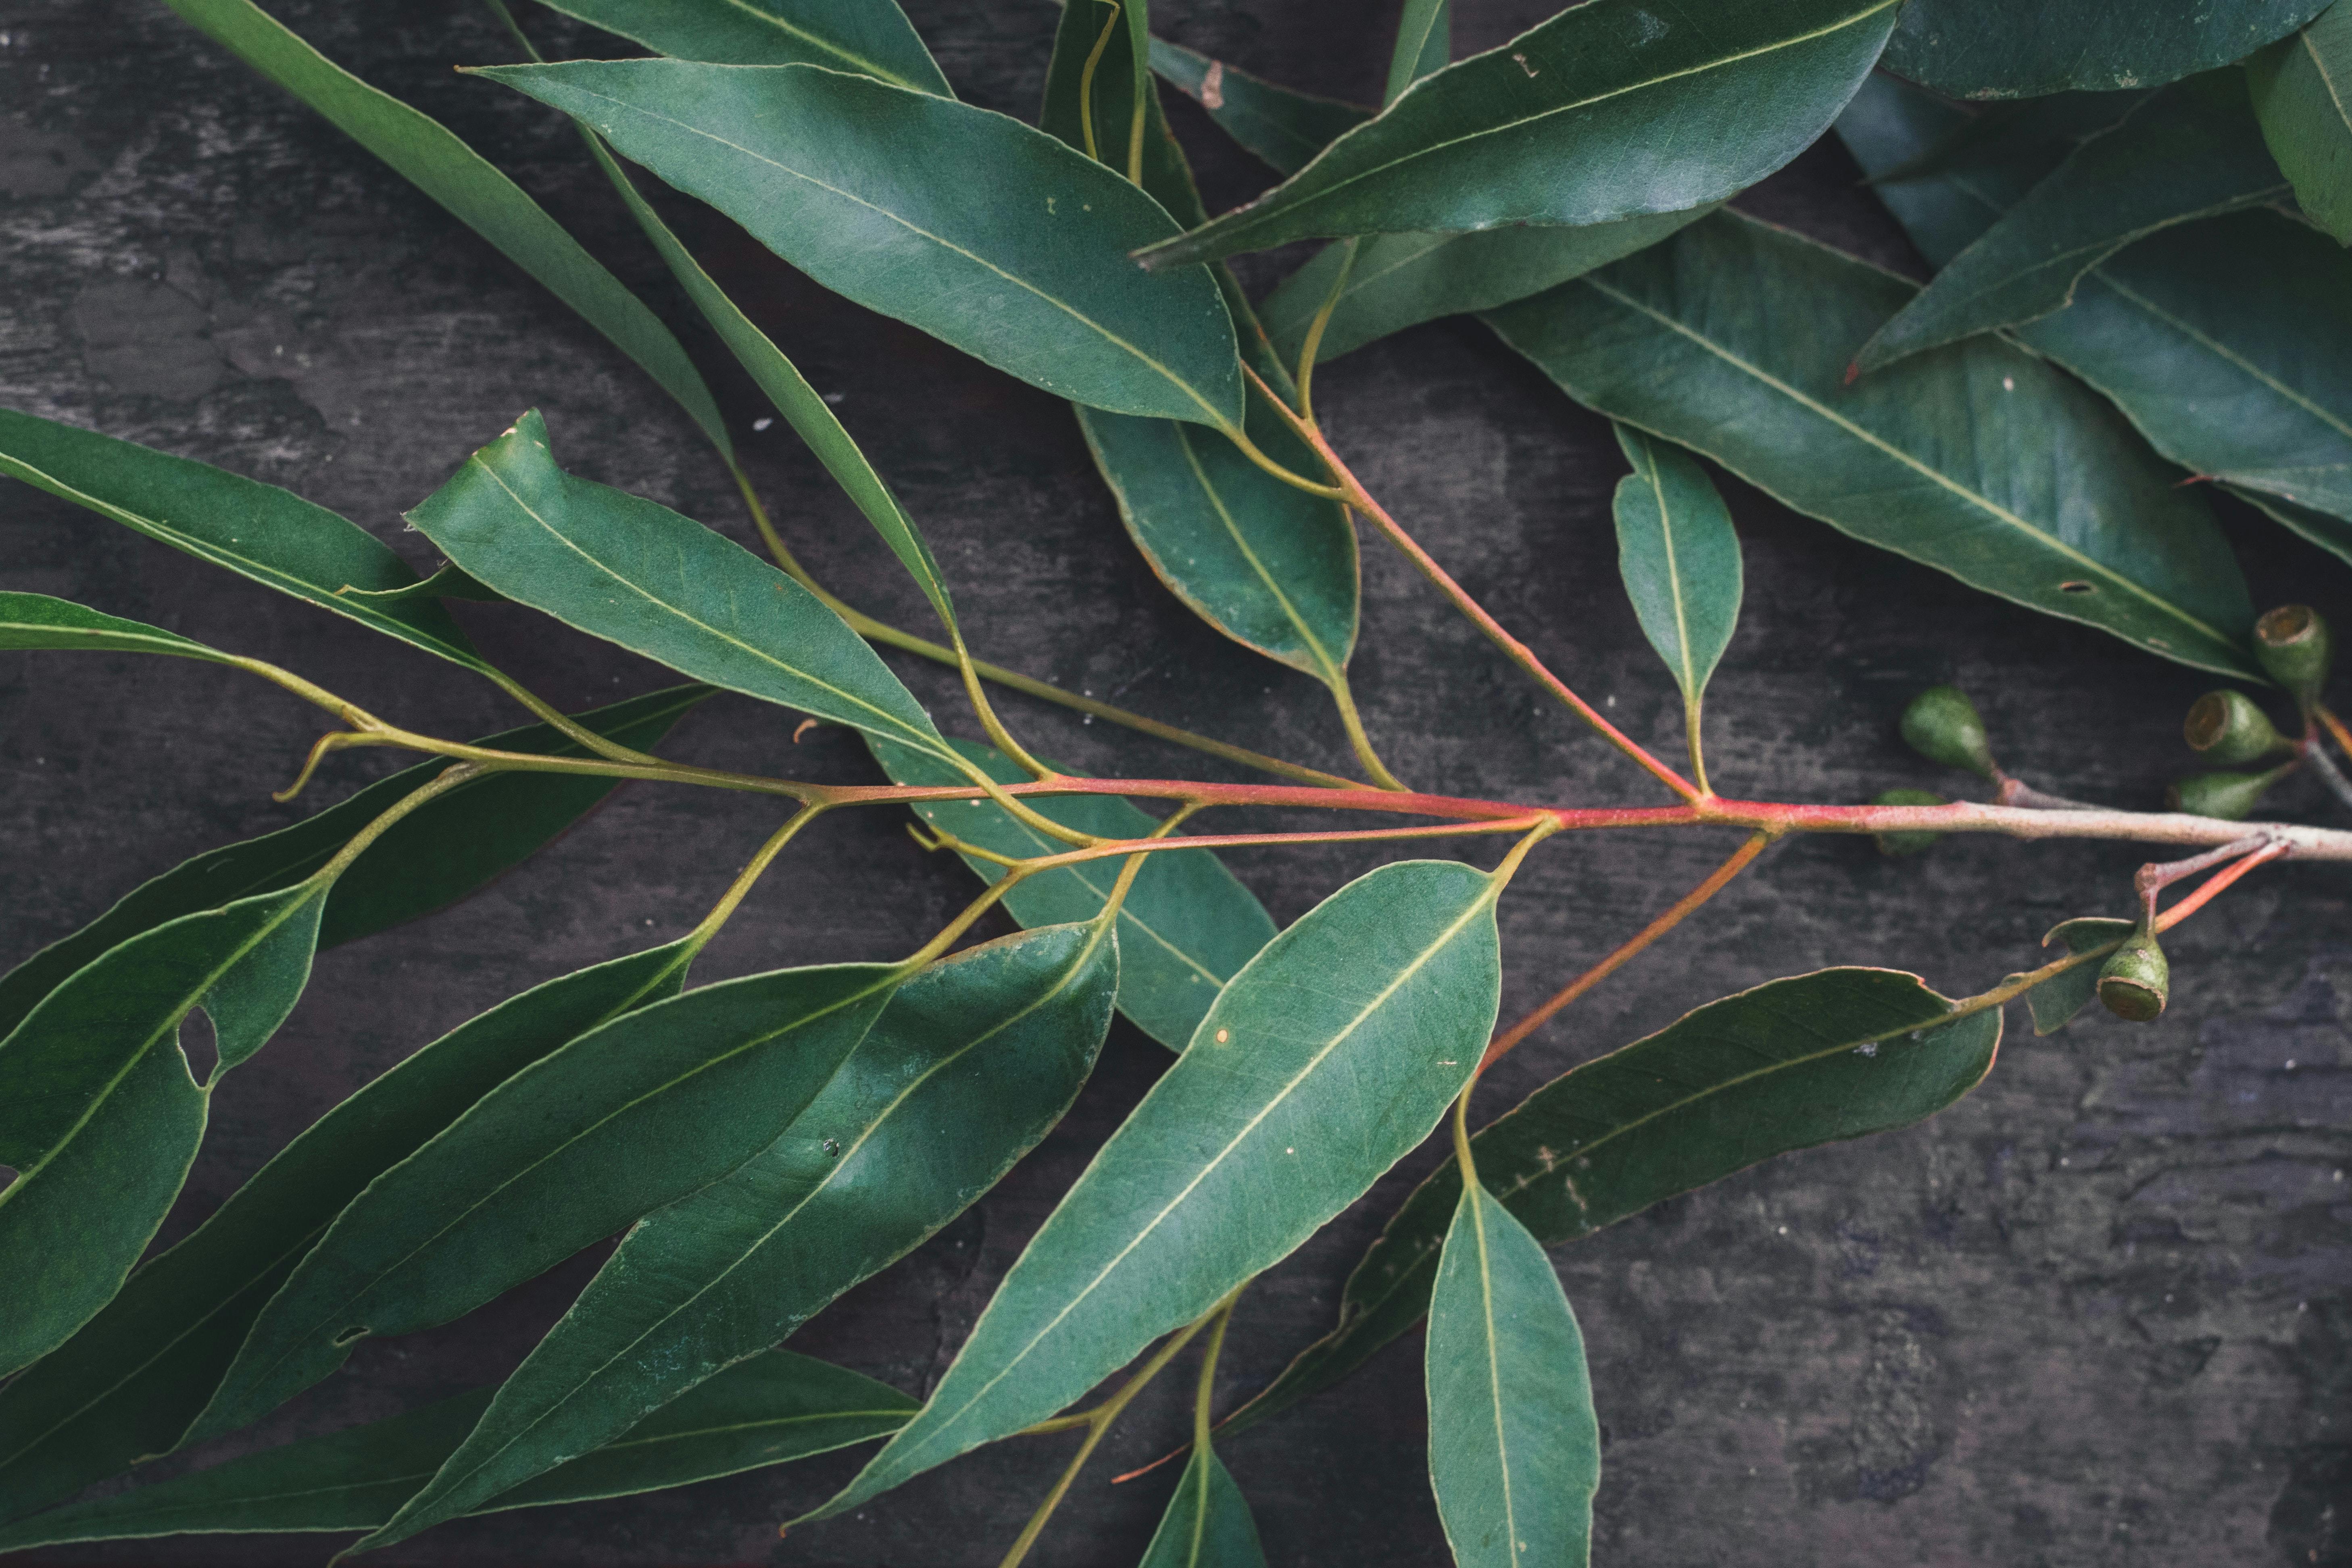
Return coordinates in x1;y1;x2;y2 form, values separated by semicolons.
0;410;482;667
156;0;732;460
807;858;1505;1521
0;1352;911;1550
1135;0;1900;270
0;592;242;666
1147;36;1370;177
538;0;949;95
0;883;327;1377
2231;486;2352;566
1482;211;2260;678
357;922;1116;1550
0;938;697;1523
1426;1182;1599;1568
2026;917;2137;1035
1386;0;1451;106
1137;1443;1269;1568
1883;0;2326;99
2249;2;2352;245
338;563;502;604
1225;970;2003;1435
1856;76;2290;372
407;411;952;758
475;60;1246;429
1609;426;1741;721
188;962;901;1442
867;736;1276;1052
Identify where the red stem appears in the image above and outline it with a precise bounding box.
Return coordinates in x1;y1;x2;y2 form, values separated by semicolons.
2154;839;2290;930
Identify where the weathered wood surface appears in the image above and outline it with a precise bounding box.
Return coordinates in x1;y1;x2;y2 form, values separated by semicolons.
2;2;2347;1563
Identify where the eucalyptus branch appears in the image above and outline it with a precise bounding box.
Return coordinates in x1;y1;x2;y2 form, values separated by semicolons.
2304;735;2352;814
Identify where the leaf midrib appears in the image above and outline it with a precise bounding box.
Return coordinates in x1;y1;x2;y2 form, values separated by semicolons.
710;0;922;90
1168;422;1346;684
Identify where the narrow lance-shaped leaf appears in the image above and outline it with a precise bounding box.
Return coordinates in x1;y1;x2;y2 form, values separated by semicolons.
188;962;902;1442
1386;0;1450;105
1609;426;1741;740
1147;36;1368;177
0;882;328;1377
867;736;1276;1053
1883;0;2326;99
0;592;245;667
0;934;699;1526
1135;0;1900;271
1856;75;2290;372
1224;969;2002;1435
357;922;1118;1551
1426;1181;1600;1568
407;411;953;760
805;857;1506;1522
0;410;480;668
538;0;951;95
2249;2;2352;246
156;0;732;460
1138;1443;1269;1568
476;60;1245;430
1482;211;2260;678
0;1351;912;1551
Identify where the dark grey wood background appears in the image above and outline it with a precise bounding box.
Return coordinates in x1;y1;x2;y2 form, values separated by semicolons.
4;2;2349;1563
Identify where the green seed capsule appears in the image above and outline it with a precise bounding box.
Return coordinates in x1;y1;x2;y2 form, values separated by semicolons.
1899;685;1996;779
2096;931;2169;1023
2254;605;2333;710
2166;762;2296;821
2182;689;2288;766
1870;788;1946;858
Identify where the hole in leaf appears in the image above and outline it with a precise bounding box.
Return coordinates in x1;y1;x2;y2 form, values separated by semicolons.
332;1324;371;1347
179;1009;219;1083
2058;581;2096;594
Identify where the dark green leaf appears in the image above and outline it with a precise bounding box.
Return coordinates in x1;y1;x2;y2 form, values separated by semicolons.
0;936;695;1525
1259;210;1712;368
476;60;1245;429
1883;0;2325;98
156;0;732;460
339;563;502;604
0;884;326;1377
188;962;900;1442
1482;211;2260;678
806;858;1504;1521
0;411;477;667
2025;917;2137;1035
1137;1443;1269;1568
538;0;950;95
0;1351;910;1549
1226;970;2003;1435
0;592;241;666
407;411;951;757
357;922;1116;1549
2230;485;2352;565
867;736;1276;1051
1134;0;1899;270
1609;426;1741;715
1426;1182;1599;1568
1147;36;1370;177
2250;2;2352;245
1856;76;2289;372
1385;0;1450;106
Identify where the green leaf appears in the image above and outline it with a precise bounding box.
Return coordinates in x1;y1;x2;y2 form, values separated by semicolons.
1385;0;1451;106
1137;1443;1269;1568
339;563;502;604
0;409;482;671
2025;917;2137;1035
1883;0;2326;98
155;0;732;460
188;962;901;1443
0;884;327;1378
1134;0;1900;271
0;936;697;1526
1146;36;1370;177
2250;2;2352;245
867;736;1276;1052
1855;76;2289;372
1609;426;1741;717
538;0;950;95
406;411;950;757
356;922;1116;1551
0;1351;911;1550
1259;209;1712;368
1426;1182;1599;1568
805;858;1504;1522
1840;74;2352;564
1482;211;2260;678
475;60;1245;429
0;592;241;666
1223;970;2002;1436
0;686;703;1049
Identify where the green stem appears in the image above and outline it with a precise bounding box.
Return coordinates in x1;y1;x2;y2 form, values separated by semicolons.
1295;238;1359;426
1685;696;1712;799
1328;671;1410;792
1076;0;1122;165
309;763;486;883
686;807;829;946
